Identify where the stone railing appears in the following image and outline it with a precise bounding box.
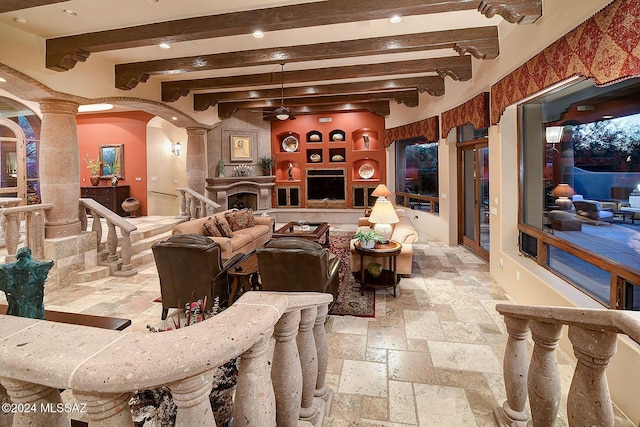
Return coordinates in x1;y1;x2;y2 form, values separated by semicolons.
1;203;52;262
175;187;221;220
79;198;138;277
0;291;333;427
494;303;640;426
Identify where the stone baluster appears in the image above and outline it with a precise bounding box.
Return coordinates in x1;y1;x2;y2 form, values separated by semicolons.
26;210;46;260
3;212;19;262
79;205;88;230
73;391;134;427
528;321;563;427
567;326;617;426
90;210;106;260
1;378;69;426
234;329;277;426
314;304;333;414
114;228;136;276
178;190;188;218
297;307;320;425
170;372;216;427
272;310;303;427
189;196;197;219
106;222;118;262
495;315;531;426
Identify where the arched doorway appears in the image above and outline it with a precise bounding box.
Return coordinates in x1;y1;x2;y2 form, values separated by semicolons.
0;118;27;203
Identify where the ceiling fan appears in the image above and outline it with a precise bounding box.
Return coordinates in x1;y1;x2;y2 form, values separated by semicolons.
262;63;296;121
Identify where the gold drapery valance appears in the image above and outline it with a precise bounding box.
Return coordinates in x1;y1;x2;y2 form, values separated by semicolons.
441;92;490;138
491;0;640;125
384;116;439;147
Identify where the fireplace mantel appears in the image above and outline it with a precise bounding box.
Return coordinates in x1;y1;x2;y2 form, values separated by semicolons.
206;176;275;211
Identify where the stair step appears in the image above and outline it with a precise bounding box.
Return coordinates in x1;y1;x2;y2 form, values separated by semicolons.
75;265;110;283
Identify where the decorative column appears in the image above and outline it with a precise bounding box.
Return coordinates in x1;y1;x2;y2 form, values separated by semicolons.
170;373;216;427
314;304;333;415
38;99;81;238
73;391;134;427
186;127;207;196
297;307;320;425
271;310;303;427
1;378;68;426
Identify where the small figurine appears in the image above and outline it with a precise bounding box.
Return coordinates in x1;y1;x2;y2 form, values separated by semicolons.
111;175;118;187
218;159;225;178
288;162;294;181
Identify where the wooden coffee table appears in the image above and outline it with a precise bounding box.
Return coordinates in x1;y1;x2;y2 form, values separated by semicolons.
272;222;330;247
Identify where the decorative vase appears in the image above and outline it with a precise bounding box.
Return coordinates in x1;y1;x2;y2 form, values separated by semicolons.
121;197;140;217
89;175;100;186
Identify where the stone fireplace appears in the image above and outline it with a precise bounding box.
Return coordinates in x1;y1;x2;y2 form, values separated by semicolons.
206;176;275;211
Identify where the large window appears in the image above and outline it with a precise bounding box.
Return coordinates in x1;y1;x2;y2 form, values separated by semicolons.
519;78;640;309
395;137;439;213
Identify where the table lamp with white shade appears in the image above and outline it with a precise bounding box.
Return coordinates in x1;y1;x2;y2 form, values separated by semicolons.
551;183;575;210
368;196;399;240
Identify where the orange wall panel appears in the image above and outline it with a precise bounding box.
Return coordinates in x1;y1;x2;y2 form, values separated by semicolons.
77;111;153;216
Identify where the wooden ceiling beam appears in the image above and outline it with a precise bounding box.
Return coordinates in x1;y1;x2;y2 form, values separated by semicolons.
117;27;494;90
215;90;417;117
0;0;67;13
255;101;391;119
45;0;540;72
192;76;443;108
162;56;469;102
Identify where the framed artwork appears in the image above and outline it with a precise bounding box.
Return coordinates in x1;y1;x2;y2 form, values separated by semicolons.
98;143;124;179
230;135;253;162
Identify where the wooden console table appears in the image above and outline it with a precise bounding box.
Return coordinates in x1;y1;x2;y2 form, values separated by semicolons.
81;185;130;216
0;304;131;331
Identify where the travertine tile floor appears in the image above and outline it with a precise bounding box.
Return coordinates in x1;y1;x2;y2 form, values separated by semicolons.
2;223;632;426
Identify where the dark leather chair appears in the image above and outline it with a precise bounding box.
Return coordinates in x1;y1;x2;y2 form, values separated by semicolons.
256;237;340;300
152;234;244;319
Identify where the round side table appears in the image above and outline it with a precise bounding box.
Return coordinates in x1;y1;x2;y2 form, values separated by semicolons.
353;240;402;297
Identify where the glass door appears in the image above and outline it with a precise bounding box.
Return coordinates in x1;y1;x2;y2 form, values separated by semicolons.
458;139;489;261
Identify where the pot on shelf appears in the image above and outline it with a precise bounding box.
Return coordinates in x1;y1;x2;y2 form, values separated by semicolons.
89;175;100;186
121;197;140;217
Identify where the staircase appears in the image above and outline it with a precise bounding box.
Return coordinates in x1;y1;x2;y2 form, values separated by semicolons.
76;216;185;282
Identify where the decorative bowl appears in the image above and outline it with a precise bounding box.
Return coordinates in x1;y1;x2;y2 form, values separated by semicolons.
367;262;383;279
332;133;344;141
358;163;374;179
309;134;321;141
331;154;345;162
310;153;321;162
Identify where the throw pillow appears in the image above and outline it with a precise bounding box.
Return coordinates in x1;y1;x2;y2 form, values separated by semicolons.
215;216;234;237
203;217;222;237
225;209;256;231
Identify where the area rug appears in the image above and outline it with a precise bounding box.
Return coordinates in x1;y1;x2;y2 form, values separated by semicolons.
327;231;375;318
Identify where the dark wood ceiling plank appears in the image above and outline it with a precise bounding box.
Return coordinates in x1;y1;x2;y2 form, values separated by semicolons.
234;101;392;119
162;56;470;101
191;76;443;107
0;0;67;13
118;27;494;90
214;90;418;117
45;0;480;71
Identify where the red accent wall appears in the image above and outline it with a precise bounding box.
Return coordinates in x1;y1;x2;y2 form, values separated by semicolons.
77;111;153;216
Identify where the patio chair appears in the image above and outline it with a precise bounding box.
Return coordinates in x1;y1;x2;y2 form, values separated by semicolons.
572;200;614;225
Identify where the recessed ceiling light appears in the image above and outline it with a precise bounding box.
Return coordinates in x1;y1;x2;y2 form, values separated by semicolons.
62;9;77;16
0;77;6;83
253;31;264;38
603;115;614;119
78;103;113;113
389;15;402;24
159;42;171;49
171;116;178;121
13;17;27;24
146;0;159;2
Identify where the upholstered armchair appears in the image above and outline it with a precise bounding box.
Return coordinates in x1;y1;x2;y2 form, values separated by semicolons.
152;234;245;319
572;199;613;225
256;237;340;300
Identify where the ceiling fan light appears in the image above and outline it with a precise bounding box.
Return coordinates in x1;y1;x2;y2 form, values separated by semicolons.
274;106;290;120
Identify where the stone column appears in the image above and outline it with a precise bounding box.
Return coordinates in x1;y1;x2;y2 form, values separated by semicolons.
186;127;207;196
38;99;81;238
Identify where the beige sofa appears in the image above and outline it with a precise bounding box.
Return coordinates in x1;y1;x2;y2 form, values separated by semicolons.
172;210;274;259
350;208;419;277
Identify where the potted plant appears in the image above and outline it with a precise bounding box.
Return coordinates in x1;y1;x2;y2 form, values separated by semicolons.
353;229;383;249
85;154;102;186
258;155;276;176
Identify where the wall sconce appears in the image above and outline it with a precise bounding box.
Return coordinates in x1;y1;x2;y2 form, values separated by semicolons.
171;141;182;157
545;126;563;157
